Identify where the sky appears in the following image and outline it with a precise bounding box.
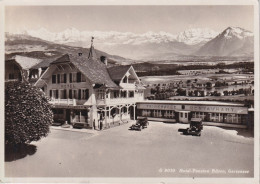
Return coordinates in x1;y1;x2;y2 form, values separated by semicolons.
5;5;254;34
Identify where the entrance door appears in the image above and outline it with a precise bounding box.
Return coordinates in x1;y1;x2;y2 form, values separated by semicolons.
129;106;134;120
66;109;71;124
179;111;190;123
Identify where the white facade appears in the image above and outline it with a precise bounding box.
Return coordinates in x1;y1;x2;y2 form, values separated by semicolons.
35;47;145;129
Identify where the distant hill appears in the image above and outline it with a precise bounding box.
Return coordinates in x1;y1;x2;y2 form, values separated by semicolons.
5;33;136;66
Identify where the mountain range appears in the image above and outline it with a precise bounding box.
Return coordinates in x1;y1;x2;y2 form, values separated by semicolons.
6;26;254;61
5;33;134;65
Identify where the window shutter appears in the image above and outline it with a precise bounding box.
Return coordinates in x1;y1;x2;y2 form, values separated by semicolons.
52;75;56;83
57;74;60;84
56;89;59;99
69;89;72;99
78;89;81;100
69;73;72;83
64;74;67;83
64;89;67;99
85;89;89;100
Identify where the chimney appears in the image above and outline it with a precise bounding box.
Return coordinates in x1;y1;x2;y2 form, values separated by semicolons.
100;56;107;66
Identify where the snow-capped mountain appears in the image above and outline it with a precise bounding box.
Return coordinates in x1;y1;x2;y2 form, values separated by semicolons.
12;27;219;59
9;26;253;60
176;28;219;45
17;27;218;46
195;27;254;56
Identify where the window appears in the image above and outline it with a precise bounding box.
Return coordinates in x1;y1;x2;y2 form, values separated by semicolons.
154;110;162;118
77;72;81;82
72;73;77;82
57;74;60;84
129;91;134;98
180;113;183;118
182;105;185;110
82;89;89;100
69;89;72;99
52;75;56;83
185;113;188;118
73;90;77;99
55;89;59;99
123;76;127;83
120;90;127;98
60;74;66;83
69;73;77;83
113;91;119;98
63;89;67;99
97;89;105;99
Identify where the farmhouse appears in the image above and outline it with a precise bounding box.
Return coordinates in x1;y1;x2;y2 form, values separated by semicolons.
35;39;145;129
5;54;56;83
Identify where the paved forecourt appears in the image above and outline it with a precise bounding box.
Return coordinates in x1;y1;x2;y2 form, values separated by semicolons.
5;121;254;177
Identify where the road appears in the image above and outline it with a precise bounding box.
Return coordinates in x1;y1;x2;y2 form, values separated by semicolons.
5;121;254;178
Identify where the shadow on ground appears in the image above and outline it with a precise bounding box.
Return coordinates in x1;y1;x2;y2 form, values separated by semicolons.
5;144;37;162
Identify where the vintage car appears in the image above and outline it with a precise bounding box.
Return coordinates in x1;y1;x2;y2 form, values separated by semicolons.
138;117;149;128
52;119;64;126
72;122;88;129
129;117;149;131
129;122;142;131
178;118;203;136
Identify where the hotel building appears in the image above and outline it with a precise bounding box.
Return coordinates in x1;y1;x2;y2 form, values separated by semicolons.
35;40;145;129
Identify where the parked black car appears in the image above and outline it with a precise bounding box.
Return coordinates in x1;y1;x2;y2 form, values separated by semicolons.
129;117;149;131
178;118;203;136
52;119;64;126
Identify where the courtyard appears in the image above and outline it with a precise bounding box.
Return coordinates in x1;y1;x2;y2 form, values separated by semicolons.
5;121;254;178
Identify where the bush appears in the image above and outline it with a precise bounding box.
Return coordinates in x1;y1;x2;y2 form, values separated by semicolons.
5;81;53;145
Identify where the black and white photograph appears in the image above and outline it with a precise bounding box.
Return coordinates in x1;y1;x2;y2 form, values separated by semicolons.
1;0;259;183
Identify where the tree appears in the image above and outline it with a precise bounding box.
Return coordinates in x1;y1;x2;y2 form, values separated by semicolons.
223;90;229;96
186;80;191;84
206;82;212;88
5;81;53;145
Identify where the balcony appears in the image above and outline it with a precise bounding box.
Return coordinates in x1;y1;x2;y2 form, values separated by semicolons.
97;97;136;105
120;83;135;89
50;99;77;106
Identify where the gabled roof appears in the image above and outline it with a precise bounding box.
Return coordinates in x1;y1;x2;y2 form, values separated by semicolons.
51;53;118;89
31;57;61;69
107;65;132;82
6;55;42;70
